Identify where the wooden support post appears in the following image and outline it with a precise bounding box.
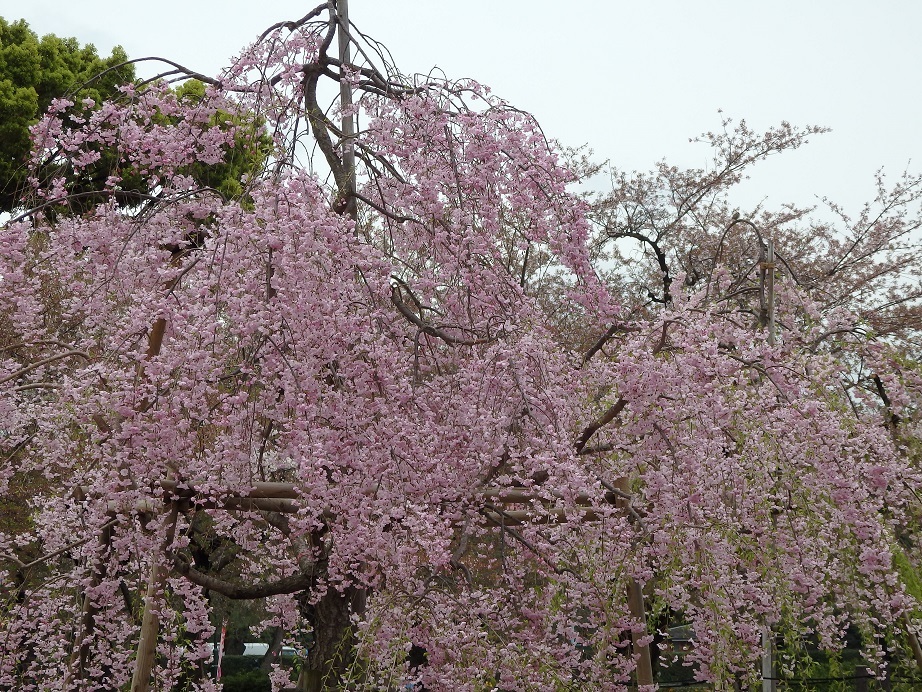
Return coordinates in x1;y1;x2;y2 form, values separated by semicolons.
616;477;653;688
627;577;654;688
855;666;870;692
905;614;922;673
761;626;776;692
129;500;180;692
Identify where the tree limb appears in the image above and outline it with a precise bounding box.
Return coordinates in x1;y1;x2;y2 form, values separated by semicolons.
172;555;314;599
575;398;627;453
0;350;90;386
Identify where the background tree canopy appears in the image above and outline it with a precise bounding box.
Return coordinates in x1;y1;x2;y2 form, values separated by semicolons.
0;17;135;212
0;17;269;215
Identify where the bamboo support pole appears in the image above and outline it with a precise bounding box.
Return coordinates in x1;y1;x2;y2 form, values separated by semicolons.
482;507;601;525
85;482;613;521
158;479;300;499
153;481;596;506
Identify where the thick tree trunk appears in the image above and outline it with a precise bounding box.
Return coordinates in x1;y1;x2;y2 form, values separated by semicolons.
260;626;287;672
297;585;366;691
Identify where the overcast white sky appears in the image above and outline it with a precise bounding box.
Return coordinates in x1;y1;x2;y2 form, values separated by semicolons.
5;1;921;215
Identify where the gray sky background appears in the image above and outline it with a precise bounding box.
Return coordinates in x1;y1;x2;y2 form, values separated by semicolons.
4;1;921;217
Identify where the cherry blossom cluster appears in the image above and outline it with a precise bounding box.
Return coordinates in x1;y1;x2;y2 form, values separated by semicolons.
1;6;921;691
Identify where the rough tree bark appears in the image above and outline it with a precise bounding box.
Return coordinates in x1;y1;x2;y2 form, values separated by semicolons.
297;585;367;691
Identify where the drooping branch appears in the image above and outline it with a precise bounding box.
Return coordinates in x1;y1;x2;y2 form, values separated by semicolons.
100;57;221;90
302;64;349;207
0;350;90;386
599;478;648;533
7;190;165;225
68;516;118;685
617;229;672;303
390;284;490;346
257;3;328;42
582;324;620;364
351;191;414;222
2;517;119;574
480;505;578;576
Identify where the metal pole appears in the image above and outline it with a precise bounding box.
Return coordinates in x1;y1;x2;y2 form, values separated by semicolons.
763;243;777;686
759;234;777;689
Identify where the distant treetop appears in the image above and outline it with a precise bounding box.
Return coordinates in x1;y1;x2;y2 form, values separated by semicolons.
0;17;136;212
